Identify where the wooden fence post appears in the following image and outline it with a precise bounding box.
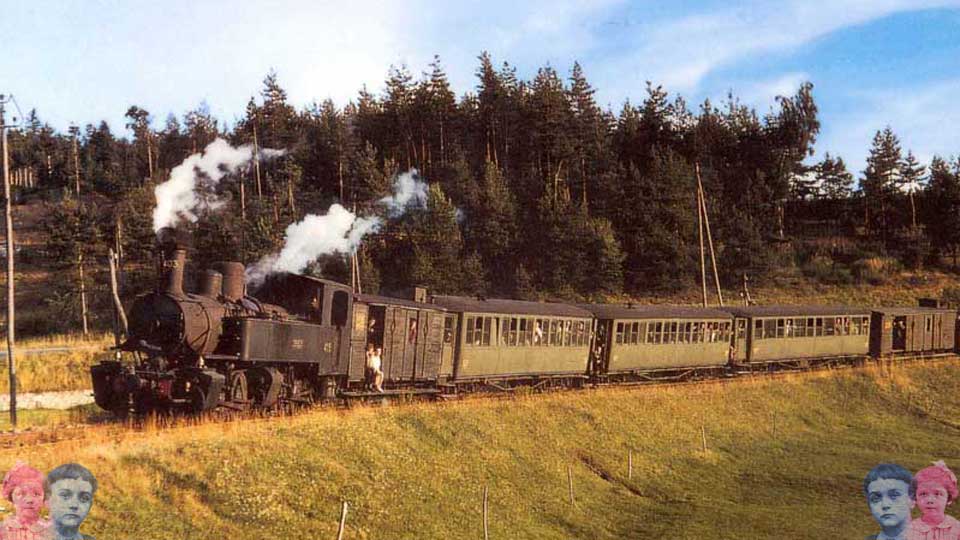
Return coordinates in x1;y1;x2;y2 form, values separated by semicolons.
628;450;633;480
700;424;707;452
567;465;575;505
483;486;489;540
337;500;348;540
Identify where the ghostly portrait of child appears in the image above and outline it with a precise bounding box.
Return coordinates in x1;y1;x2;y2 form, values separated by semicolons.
45;464;96;540
908;461;960;540
864;463;915;540
0;461;50;540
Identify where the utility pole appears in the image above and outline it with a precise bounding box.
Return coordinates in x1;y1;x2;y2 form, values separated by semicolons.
0;95;17;429
696;163;723;306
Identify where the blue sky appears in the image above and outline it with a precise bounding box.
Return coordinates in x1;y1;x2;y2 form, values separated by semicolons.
3;0;958;174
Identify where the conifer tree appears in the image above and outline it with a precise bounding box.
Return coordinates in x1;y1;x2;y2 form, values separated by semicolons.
898;150;925;229
861;126;903;241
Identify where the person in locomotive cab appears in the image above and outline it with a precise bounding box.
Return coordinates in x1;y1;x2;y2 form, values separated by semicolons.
45;463;97;540
863;463;914;540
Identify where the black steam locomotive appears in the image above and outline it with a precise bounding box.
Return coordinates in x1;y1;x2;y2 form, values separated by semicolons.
91;228;960;416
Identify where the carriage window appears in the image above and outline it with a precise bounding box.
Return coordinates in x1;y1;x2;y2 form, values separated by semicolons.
754;320;763;340
760;319;774;339
851;317;861;335
408;317;418;344
443;317;454;344
615;322;625;345
482;317;492;346
331;291;350;326
666;321;676;343
518;319;528;346
814;318;823;336
824;317;835;336
465;316;476;345
508;318;518;346
534;319;546;345
647;323;656;343
563;320;572;346
546;320;557;346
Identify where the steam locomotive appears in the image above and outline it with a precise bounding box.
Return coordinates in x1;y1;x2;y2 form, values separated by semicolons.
90;228;960;416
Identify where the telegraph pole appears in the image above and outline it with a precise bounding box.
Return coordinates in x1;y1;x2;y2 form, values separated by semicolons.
0;95;17;429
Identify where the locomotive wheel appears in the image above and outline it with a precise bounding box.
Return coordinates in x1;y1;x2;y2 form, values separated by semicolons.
229;371;249;404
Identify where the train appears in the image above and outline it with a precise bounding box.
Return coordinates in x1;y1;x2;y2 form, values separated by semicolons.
90;228;960;415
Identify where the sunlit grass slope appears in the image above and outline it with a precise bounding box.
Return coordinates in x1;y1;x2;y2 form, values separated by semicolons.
5;360;960;539
0;333;113;393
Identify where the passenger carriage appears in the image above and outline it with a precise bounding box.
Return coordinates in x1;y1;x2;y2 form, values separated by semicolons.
430;296;593;389
723;306;872;368
579;304;733;381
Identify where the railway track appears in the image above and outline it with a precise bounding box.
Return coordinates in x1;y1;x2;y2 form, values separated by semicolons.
1;352;957;451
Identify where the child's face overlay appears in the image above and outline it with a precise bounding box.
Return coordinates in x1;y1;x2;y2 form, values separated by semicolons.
867;478;914;528
48;478;93;528
11;481;44;520
916;481;950;519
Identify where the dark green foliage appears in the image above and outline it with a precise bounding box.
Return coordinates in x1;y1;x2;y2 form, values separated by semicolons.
922;157;960;267
13;57;957;309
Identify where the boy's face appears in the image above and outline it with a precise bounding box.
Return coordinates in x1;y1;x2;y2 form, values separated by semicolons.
11;481;44;519
867;478;914;529
916;481;950;518
48;478;94;529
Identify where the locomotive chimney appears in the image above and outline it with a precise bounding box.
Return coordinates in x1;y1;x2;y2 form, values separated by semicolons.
213;261;245;302
199;269;223;299
156;227;191;297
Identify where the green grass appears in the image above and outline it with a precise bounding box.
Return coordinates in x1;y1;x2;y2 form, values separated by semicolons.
1;360;959;538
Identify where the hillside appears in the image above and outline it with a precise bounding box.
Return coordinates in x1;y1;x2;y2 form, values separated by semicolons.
5;360;960;538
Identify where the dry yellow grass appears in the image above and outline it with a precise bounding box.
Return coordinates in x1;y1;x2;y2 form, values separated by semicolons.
0;359;958;538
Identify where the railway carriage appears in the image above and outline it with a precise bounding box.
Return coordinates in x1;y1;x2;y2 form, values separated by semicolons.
869;307;957;357
580;304;733;380
430;296;593;388
723;306;872;367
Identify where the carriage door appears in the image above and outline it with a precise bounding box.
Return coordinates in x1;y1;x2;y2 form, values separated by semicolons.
732;318;747;364
401;310;419;380
892;316;907;351
439;314;458;378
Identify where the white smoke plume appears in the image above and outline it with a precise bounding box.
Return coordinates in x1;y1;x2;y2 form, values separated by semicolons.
152;138;284;231
379;170;428;216
245;170;429;286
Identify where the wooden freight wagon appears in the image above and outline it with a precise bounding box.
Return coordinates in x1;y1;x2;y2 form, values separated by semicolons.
350;294;447;386
431;296;593;383
579;304;733;378
723;306;872;367
869;307;957;356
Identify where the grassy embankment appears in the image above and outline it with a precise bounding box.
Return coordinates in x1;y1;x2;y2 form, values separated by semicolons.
0;332;114;394
3;360;960;539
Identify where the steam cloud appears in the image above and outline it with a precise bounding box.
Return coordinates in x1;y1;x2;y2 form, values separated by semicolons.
153;138;284;231
246;170;428;286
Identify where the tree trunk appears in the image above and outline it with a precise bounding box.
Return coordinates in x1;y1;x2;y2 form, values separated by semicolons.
253;125;263;198
77;248;89;335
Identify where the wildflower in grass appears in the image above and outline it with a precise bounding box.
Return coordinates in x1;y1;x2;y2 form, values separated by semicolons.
0;461;51;540
909;461;960;540
864;463;914;540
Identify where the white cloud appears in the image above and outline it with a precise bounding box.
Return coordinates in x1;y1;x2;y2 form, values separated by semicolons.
817;77;960;175
594;0;960;99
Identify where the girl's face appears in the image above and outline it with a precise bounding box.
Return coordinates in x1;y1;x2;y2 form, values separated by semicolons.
11;481;44;520
916;481;951;519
